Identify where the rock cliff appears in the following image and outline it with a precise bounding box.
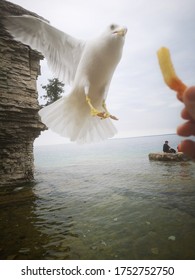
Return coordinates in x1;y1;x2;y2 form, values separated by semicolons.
0;0;46;187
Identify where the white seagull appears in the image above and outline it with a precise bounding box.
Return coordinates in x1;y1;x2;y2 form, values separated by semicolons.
3;15;127;144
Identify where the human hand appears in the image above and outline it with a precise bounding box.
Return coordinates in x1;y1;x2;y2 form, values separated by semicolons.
177;86;195;159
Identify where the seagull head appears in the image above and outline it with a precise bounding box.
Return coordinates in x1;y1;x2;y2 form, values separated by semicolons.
110;24;127;37
108;24;128;37
100;24;127;41
101;24;127;39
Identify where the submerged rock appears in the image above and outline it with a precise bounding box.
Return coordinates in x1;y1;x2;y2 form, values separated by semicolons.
168;235;176;241
151;247;159;255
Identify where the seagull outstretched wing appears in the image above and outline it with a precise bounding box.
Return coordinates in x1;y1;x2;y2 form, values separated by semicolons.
3;15;85;85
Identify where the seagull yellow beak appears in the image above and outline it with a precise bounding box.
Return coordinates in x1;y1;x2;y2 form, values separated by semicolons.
114;27;127;37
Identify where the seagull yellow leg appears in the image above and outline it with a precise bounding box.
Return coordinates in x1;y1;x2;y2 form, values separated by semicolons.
85;96;118;120
86;95;107;118
102;100;110;118
102;100;118;121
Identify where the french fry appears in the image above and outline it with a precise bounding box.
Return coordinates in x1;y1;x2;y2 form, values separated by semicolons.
157;47;187;101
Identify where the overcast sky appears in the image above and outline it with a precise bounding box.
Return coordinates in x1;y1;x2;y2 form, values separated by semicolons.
10;0;195;145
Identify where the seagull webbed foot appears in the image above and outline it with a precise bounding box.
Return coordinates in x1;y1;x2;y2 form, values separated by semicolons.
86;95;118;120
102;100;118;120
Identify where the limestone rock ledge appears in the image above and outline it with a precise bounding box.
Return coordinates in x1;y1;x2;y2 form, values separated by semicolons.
0;0;46;187
148;152;190;162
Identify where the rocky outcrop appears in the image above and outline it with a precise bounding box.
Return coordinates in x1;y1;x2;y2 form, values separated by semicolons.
148;152;190;162
0;0;46;187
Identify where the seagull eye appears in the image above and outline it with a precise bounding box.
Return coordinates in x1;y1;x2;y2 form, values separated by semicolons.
110;24;115;30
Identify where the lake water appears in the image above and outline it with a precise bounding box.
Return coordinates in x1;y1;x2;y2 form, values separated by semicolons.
0;134;195;260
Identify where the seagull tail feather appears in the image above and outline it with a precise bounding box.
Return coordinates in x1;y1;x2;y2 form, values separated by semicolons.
38;91;117;144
